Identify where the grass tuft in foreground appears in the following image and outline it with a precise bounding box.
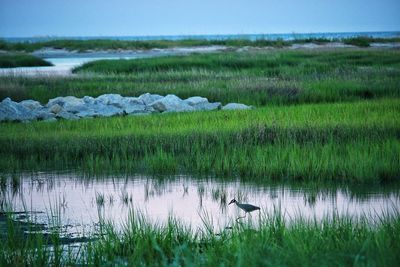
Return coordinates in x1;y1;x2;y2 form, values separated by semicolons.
0;209;399;266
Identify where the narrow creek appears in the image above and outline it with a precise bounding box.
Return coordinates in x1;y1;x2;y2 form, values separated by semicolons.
1;171;399;241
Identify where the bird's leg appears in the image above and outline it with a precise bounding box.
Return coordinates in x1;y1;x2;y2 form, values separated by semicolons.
236;213;247;222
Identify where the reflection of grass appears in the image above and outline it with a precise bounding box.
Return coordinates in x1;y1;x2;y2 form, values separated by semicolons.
95;192;105;207
0;175;6;191
0;207;399;266
120;191;132;205
0;53;52;68
0;99;399;182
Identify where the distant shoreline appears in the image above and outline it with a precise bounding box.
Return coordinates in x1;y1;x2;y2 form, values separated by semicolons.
1;36;400;54
2;30;400;43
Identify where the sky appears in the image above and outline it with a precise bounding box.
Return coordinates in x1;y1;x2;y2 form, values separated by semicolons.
0;0;399;37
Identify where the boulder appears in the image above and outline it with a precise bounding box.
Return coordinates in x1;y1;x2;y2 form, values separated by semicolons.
183;96;209;106
121;97;147;114
20;100;42;110
1;94;255;123
47;96;84;108
93;104;124;117
63;104;90;114
150;94;194;112
49;104;63;114
56;111;80;120
36;111;56;121
83;96;95;104
193;102;222;111
222;103;252;110
123;97;144;105
0;97;37;122
75;109;97;118
76;103;124;118
124;103;147;114
138;93;163;105
95;94;124;107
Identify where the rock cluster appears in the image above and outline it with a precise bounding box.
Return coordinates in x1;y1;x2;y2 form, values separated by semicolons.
0;93;253;122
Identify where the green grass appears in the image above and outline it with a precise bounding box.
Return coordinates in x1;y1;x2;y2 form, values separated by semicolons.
1;43;399;266
0;38;290;53
1;209;399;266
343;36;400;47
1;49;399;106
0;53;52;68
73;49;400;74
1;36;399;53
0;99;399;182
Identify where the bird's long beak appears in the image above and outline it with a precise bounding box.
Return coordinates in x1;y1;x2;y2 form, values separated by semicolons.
228;200;234;205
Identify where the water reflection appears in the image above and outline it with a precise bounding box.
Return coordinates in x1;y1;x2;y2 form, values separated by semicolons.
0;172;399;236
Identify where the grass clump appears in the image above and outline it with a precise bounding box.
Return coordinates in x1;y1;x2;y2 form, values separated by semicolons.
343;36;400;47
0;53;53;68
1;210;399;266
343;37;372;47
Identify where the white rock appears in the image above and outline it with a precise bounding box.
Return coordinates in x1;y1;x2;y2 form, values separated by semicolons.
0;97;37;122
222;103;253;110
49;104;63;114
47;96;84;108
123;97;144;105
124;104;147;114
138;93;163;105
83;96;95;104
150;94;194;112
20;100;42;110
95;94;124;107
36;111;56;121
57;111;80;120
183;96;209;106
193;102;221;111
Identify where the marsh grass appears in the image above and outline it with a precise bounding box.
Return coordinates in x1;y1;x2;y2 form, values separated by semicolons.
0;207;399;266
1;49;399;106
0;53;53;68
0;99;399;182
0;38;291;53
1;36;399;53
342;36;400;47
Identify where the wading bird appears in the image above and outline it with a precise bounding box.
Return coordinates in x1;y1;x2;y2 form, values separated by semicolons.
228;198;260;221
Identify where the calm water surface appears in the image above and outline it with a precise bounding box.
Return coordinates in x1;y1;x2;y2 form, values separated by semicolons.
0;46;226;77
1;172;399;237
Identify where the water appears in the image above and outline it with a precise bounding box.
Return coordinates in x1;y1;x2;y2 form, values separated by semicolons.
4;31;400;43
0;46;226;76
1;31;399;77
1;172;399;238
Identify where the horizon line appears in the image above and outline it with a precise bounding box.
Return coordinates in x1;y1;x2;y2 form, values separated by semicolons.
2;30;400;40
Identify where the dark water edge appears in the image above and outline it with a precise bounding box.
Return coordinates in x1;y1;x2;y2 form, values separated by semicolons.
4;31;400;43
1;170;399;233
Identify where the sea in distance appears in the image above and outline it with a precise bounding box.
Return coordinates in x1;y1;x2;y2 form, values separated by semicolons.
3;31;400;43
